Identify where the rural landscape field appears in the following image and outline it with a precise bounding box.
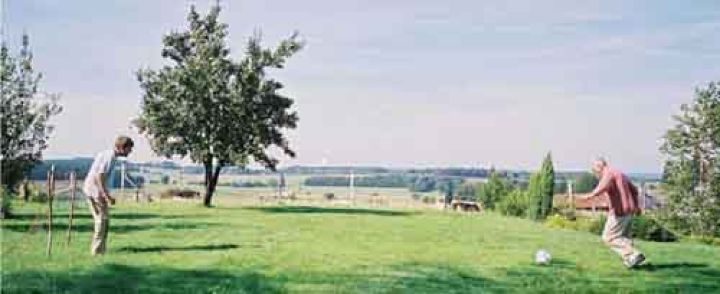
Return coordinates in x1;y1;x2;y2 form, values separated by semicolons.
3;192;720;293
2;0;719;293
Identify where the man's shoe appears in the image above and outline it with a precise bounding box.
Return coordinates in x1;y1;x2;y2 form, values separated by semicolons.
625;253;646;268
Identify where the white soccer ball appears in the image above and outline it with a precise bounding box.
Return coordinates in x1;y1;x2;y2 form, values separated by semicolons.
535;249;552;265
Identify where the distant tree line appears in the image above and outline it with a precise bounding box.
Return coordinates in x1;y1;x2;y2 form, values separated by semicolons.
184;178;279;188
28;158;93;180
109;173;146;189
407;168;491;178
283;166;391;175
28;158;146;189
304;174;465;192
220;179;278;188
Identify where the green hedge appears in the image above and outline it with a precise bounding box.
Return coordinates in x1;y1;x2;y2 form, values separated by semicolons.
687;235;720;246
631;215;678;242
545;214;678;242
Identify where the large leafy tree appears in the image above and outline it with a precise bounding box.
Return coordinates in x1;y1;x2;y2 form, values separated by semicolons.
135;5;303;206
1;35;62;192
660;82;720;237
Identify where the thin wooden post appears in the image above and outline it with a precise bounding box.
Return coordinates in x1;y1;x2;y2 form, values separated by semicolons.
66;171;77;246
639;182;646;210
46;165;55;257
349;171;355;206
567;180;575;210
120;161;126;199
21;178;29;202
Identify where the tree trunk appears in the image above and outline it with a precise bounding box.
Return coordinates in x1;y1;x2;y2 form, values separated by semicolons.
203;160;213;207
203;161;224;207
21;179;29;202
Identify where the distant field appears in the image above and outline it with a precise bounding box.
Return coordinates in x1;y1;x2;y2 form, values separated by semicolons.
136;183;440;210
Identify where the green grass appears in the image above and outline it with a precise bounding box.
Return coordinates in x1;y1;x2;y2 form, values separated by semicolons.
2;196;719;293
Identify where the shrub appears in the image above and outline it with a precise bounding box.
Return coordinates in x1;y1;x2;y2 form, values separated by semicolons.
588;214;606;235
324;192;335;201
552;204;577;221
497;189;528;217
422;195;436;204
477;173;512;210
160;188;200;199
456;182;477;200
545;214;678;242
631;215;677;242
30;190;49;203
0;187;13;219
545;214;595;231
686;235;720;246
545;214;578;230
582;214;677;242
19;182;49;203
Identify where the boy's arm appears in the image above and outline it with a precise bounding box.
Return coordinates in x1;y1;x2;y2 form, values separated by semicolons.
96;172;115;205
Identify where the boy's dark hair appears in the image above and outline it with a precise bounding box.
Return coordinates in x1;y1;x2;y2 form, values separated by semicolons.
115;136;134;149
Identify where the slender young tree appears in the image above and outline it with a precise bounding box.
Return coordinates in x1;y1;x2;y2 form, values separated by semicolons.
1;35;62;192
527;152;555;220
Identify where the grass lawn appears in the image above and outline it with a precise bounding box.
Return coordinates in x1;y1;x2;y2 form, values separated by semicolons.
2;195;719;293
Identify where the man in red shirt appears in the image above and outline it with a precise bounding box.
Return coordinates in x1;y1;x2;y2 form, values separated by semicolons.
582;157;645;268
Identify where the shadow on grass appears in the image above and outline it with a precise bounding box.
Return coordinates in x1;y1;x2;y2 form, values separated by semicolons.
341;263;503;293
117;243;249;253
1;263;498;294
1;263;283;294
638;262;707;271
3;261;719;293
245;205;417;216
9;212;190;221
304;260;720;293
1;222;219;234
500;260;720;293
635;262;720;282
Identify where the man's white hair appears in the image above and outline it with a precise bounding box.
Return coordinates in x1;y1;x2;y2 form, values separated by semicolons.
594;156;608;166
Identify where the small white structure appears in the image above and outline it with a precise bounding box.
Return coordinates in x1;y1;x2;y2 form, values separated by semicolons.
349;171;355;205
277;172;287;198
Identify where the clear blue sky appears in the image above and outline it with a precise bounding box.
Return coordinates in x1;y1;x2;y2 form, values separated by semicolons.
4;0;720;172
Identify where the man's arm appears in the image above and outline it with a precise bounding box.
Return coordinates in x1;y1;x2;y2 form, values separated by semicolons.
588;171;612;199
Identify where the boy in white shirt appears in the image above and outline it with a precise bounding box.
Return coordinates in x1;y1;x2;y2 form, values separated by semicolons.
83;136;133;255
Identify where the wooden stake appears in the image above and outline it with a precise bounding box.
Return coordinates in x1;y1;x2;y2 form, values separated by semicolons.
120;161;126;199
66;171;77;246
46;165;55;257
